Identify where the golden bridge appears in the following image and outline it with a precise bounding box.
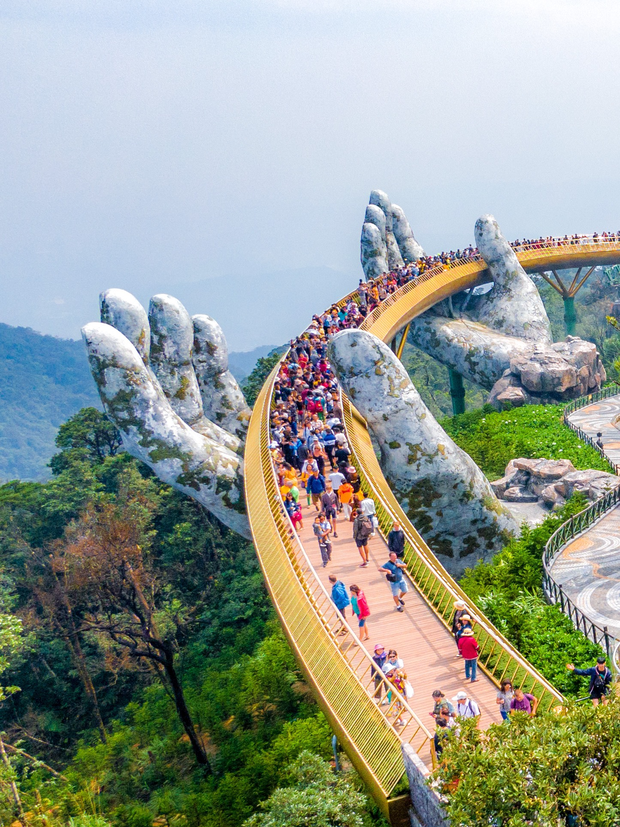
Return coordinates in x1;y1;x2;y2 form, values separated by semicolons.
244;235;620;825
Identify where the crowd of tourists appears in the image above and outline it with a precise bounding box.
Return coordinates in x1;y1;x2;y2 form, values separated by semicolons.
267;239;614;746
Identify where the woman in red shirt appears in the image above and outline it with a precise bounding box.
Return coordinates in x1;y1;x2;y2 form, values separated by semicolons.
457;628;479;683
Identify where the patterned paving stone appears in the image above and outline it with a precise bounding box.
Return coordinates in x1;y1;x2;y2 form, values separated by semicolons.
550;396;620;639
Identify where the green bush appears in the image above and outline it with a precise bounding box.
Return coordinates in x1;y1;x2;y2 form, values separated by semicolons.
461;496;605;696
443;404;611;479
437;698;620;827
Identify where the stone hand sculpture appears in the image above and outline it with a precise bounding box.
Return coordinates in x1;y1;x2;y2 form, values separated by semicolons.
360;192;606;407
328;329;517;574
82;289;252;539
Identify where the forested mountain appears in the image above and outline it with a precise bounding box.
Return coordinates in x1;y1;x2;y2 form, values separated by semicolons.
0;323;100;482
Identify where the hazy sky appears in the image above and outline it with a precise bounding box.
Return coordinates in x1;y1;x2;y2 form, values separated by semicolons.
1;1;619;350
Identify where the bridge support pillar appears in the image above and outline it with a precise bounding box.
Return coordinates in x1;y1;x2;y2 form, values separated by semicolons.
448;368;466;417
564;296;577;336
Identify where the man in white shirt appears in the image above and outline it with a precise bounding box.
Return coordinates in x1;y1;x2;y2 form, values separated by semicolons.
328;469;346;509
452;690;480;723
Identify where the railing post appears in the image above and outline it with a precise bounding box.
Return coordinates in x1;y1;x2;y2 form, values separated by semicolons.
559;585;565;613
604;627;612;659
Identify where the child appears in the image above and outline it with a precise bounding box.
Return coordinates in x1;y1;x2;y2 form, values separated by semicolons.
349;584;370;641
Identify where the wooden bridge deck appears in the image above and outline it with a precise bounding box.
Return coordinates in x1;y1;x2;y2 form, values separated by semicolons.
297;501;502;730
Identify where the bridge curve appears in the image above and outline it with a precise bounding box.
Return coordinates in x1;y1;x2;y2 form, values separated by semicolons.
244;235;620;824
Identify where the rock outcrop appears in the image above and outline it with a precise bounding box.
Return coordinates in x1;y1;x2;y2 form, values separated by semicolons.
329;328;518;577
491;457;620;509
488;337;606;408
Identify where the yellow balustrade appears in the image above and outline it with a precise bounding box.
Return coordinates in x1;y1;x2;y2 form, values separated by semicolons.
244;235;620;823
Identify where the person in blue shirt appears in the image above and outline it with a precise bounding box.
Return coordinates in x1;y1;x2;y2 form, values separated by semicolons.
306;469;326;510
328;574;350;620
566;656;612;705
378;552;408;612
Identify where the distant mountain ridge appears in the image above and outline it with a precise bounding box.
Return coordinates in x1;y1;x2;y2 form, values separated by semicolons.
0;323;274;482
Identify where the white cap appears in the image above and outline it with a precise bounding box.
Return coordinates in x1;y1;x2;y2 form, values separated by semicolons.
453;691;468;701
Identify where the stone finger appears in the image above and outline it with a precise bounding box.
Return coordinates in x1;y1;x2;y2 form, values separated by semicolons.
192;314;251;440
100;288;150;364
474;214;552;343
391;204;424;263
148;294;204;426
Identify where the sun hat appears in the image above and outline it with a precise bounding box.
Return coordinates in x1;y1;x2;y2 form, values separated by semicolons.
453;691;468;701
453;600;466;609
374;644;384;652
461;628;474;637
460;614;471;622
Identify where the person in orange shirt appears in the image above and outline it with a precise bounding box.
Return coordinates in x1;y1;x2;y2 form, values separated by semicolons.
338;480;354;520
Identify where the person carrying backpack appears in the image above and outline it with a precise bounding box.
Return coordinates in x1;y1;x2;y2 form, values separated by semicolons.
352;508;372;566
567;656;613;705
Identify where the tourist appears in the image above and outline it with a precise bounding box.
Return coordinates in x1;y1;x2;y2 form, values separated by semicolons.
284;492;303;531
306;469;326;510
328;466;347;509
352;508;373;566
320;481;339;538
313;513;332;567
378;551;408;611
372;644;387;701
359;492;378;536
451;600;468;656
566;656;612;706
387;521;405;558
457;628;479;683
338;477;355;520
382;649;405;675
329;574;350;620
434;718;450;758
430;689;454;720
349;584;370;641
496;679;514;721
510;687;539;716
596;431;604;450
453;691;480;721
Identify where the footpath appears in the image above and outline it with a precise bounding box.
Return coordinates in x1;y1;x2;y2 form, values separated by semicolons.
550;396;620;639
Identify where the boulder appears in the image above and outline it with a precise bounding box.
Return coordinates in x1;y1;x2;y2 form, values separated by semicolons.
540;484;566;510
503;486;539;503
494;458;619;510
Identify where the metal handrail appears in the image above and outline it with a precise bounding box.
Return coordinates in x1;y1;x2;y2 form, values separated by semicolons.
542;391;620;670
245;234;620;819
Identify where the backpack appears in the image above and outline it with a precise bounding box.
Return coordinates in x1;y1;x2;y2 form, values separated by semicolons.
592;669;610;693
357;516;373;540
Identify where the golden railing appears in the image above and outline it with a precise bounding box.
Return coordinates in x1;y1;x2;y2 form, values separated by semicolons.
244;235;620;823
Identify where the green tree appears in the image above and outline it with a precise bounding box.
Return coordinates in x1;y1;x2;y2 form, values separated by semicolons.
437;699;620;827
50;407;121;475
244;752;368;827
242;352;282;406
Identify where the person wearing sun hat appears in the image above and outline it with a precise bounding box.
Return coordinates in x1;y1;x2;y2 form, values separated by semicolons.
453;690;480;721
451;599;468;655
457;627;480;682
371;644;387;702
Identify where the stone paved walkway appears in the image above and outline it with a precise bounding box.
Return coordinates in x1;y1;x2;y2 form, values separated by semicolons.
550;396;620;639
